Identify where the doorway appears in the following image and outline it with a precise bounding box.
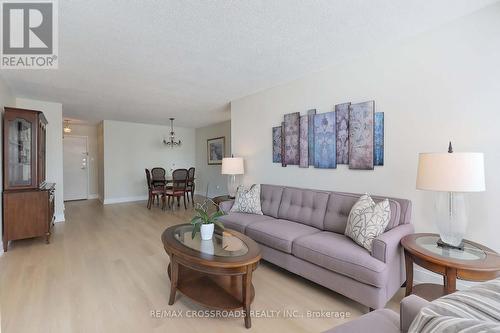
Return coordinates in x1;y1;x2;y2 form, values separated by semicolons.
63;135;89;201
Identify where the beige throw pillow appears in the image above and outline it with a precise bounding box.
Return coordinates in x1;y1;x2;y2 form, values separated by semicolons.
230;184;263;215
345;194;391;251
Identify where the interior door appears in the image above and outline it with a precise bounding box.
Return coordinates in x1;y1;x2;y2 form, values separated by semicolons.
63;136;89;201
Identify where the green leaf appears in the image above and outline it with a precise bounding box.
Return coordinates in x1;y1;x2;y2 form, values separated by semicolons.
191;223;201;239
195;208;209;221
190;216;201;225
213;220;225;230
210;210;225;220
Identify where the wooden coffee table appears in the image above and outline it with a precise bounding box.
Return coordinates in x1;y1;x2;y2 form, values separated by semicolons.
402;233;500;301
161;224;261;328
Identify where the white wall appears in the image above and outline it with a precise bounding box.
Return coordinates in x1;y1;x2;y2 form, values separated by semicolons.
0;76;15;253
195;120;231;197
103;120;195;204
231;5;500;284
16;98;65;222
64;124;99;198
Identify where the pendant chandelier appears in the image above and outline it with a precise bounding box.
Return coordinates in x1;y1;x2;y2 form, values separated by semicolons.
163;118;181;147
63;120;72;134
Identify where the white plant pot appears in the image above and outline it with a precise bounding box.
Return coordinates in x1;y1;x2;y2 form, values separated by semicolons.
200;223;214;240
200;239;214;255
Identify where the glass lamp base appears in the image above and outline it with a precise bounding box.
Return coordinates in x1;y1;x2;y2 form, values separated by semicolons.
227;175;238;198
435;192;468;248
437;238;464;251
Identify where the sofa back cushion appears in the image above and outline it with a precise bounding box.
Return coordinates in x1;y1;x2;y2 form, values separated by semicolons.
324;192;404;234
278;187;329;229
260;184;284;218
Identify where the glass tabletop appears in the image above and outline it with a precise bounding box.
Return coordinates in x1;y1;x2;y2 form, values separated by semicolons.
173;225;249;257
415;235;486;261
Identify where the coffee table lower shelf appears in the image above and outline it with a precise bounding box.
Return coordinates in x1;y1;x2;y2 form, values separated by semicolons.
168;263;255;313
412;283;446;301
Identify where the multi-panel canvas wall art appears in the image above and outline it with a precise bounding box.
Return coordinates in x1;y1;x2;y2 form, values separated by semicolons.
284;112;300;165
374;112;384;166
349;101;374;170
281;122;287;167
307;109;316;166
271;100;383;170
314;112;336;169
299;115;309;168
335;103;350;164
272;126;282;163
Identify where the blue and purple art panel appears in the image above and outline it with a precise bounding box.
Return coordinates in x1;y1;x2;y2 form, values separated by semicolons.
335;103;350;164
374;112;384;166
314;111;336;169
349;101;374;170
307;109;316;166
284;112;300;165
299;115;309;168
272;126;282;163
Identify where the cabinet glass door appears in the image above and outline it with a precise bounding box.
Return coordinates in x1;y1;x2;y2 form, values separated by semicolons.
8;117;33;187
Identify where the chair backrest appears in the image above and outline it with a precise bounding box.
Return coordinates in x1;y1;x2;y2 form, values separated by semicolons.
171;169;188;191
151;167;166;185
145;168;152;189
188;167;195;180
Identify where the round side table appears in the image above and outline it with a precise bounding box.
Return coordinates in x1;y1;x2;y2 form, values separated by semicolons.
401;233;500;301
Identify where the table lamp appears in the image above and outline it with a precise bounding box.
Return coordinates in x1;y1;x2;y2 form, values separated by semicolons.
221;156;244;198
416;142;485;250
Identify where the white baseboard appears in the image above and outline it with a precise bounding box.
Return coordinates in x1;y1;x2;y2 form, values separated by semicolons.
55;213;65;223
87;193;99;199
413;266;474;290
103;195;148;205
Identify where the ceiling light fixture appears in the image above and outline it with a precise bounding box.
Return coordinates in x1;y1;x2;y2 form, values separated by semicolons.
163;118;181;147
63;120;72;134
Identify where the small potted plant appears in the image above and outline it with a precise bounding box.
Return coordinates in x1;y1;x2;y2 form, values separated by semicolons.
190;198;225;240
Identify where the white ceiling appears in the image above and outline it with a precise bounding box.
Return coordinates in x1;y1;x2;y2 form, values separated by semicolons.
1;0;497;127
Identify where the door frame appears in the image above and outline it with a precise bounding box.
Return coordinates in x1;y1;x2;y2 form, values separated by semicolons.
63;134;90;201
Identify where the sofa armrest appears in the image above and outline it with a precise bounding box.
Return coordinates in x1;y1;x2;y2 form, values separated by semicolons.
400;295;429;333
371;223;414;263
218;200;234;213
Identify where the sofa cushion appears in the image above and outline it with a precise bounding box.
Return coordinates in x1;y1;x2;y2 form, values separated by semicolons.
260;184;284;218
230;184;263;215
292;231;387;287
277;187;329;229
324;192;401;233
345;195;391;251
246;219;320;254
218;213;276;233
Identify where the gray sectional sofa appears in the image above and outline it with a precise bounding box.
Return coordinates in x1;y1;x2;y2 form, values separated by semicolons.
218;184;413;310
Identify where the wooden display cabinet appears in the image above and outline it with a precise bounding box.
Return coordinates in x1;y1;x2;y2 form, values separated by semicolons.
2;107;55;252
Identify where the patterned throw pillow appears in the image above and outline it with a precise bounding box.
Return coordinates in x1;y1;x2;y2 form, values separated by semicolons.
230;184;263;215
345;194;391;251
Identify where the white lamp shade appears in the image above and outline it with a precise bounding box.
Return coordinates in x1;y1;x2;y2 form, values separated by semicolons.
221;157;244;175
416;152;485;192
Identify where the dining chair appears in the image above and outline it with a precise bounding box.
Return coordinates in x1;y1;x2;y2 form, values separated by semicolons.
151;167;167;187
186;167;195;206
145;168;164;209
162;168;189;210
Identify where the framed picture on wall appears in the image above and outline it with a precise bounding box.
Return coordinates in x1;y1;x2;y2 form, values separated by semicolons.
207;137;225;165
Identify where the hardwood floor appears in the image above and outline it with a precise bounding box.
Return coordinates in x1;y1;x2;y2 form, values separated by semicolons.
0;198;403;333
